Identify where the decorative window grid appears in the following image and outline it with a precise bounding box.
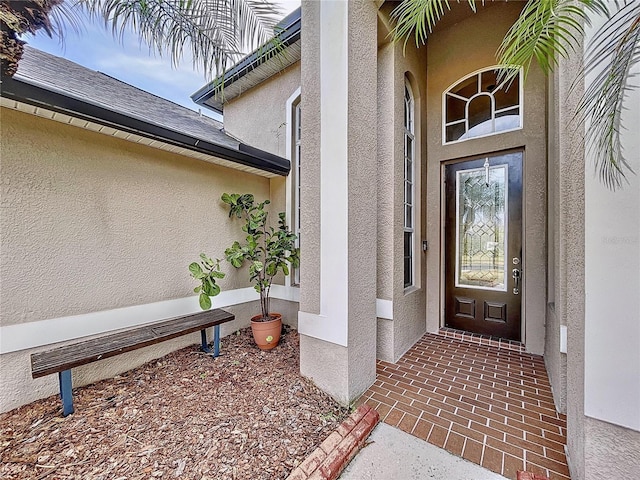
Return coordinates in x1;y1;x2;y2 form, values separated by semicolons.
443;67;522;144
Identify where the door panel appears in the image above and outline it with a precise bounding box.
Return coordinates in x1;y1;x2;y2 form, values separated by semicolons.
445;151;523;340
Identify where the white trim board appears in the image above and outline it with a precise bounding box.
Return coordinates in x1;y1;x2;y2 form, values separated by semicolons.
376;299;393;320
0;286;300;355
1;289;393;355
298;0;350;347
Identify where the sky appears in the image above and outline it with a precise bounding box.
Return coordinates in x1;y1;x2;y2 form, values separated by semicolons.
25;1;300;118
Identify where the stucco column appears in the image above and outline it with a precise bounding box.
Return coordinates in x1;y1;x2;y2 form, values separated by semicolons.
298;0;378;405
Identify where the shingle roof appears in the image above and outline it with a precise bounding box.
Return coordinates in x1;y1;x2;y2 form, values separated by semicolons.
1;46;289;176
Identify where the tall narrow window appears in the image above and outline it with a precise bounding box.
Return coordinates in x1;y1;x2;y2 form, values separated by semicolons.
444;67;522;144
293;102;301;285
404;84;415;288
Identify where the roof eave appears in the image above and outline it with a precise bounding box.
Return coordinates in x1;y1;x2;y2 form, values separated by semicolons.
1;75;290;177
191;13;301;112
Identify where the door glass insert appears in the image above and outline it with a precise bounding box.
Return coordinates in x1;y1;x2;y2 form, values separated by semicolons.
455;164;508;291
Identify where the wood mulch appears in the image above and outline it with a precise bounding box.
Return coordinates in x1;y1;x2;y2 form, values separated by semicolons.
0;327;348;480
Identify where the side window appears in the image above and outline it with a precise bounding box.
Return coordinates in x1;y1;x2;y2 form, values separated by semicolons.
293;102;301;286
444;67;522;144
404;83;415;289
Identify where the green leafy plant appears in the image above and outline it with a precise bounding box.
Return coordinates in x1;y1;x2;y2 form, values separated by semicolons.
189;254;225;310
221;192;300;322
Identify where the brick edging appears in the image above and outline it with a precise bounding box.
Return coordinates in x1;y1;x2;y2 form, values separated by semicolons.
286;404;380;480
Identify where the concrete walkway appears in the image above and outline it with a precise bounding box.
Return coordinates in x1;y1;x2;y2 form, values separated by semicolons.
340;423;509;480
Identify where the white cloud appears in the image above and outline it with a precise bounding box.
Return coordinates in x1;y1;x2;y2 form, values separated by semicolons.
25;0;300;114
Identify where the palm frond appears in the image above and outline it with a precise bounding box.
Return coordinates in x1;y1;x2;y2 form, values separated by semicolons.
390;0;477;49
496;0;609;84
78;0;281;76
46;0;84;40
209;23;294;101
577;2;640;189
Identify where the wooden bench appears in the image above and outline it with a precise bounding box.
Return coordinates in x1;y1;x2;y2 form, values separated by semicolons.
31;308;234;416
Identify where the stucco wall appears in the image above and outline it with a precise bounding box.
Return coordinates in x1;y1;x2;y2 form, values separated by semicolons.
376;32;395;304
424;2;547;354
583;18;640;433
298;0;378;404
584;417;640;480
1;108;272;325
545;66;569;414
375;4;428;363
223;63;301;158
345;0;379;399
376;34;396;362
299;0;321;316
0;107;286;412
555;44;587;480
391;37;428;362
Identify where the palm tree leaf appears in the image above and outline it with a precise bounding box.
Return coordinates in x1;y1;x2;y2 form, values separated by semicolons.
78;0;281;76
496;0;609;84
577;2;640;189
390;0;477;49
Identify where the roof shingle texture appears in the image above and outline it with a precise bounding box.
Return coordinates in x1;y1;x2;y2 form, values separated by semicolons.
15;46;239;151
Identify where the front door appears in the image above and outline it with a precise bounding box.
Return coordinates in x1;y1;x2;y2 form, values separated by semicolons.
444;151;523;341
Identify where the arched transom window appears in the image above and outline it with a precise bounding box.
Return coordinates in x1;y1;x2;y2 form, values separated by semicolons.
443;67;522;144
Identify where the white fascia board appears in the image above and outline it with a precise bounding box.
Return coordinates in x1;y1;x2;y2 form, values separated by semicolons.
298;0;349;347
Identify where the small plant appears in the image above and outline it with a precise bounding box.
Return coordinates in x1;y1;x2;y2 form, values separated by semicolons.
189;254;225;310
320;411;338;422
221;193;300;321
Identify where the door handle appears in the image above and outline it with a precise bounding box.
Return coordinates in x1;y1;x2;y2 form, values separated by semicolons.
512;268;521;295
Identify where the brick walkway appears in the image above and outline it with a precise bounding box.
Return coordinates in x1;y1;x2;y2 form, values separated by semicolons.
357;333;569;480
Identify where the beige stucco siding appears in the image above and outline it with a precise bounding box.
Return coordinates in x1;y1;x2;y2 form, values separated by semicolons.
584;417;640;480
299;0;321;315
298;0;378;404
424;2;547;354
375;5;428;362
1;108;271;325
390;37;428;362
222;61;300;279
223;62;301;159
0;107;274;412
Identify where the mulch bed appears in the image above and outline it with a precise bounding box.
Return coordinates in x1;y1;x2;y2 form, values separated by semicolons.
0;327;348;480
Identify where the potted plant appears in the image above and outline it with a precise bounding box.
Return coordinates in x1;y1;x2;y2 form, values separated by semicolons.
190;193;299;350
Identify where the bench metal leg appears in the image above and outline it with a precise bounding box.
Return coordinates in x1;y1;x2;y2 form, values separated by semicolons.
200;326;221;357
213;324;220;357
58;370;74;416
200;329;211;353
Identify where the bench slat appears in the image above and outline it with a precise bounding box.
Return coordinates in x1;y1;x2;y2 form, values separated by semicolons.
31;309;234;379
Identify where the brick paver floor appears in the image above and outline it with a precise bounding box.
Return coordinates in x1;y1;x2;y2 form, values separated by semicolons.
358;333;569;480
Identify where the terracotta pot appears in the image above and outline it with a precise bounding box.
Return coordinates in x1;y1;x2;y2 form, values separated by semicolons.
250;313;282;350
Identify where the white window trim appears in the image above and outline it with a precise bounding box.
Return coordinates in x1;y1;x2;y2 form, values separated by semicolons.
285;87;301;288
404;82;416;290
442;66;523;145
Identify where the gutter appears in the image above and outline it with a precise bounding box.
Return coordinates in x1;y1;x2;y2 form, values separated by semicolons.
191;8;301;111
1;75;290;176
